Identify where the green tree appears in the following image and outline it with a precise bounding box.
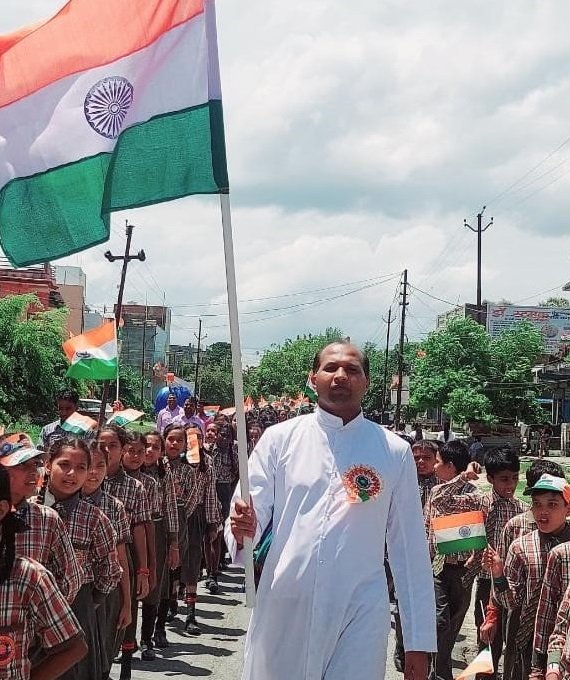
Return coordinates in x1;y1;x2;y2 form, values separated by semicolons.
362;341;420;414
244;328;344;398
199;363;235;406
539;297;570;308
203;342;232;368
0;294;85;423
410;317;544;424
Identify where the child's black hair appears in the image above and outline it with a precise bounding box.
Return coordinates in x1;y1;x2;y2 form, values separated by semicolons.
97;423;130;448
0;466;17;584
526;459;565;488
439;440;470;473
484;447;520;476
144;431;167;479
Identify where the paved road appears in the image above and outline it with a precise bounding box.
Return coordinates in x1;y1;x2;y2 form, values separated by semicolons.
117;568;248;680
115;564;479;680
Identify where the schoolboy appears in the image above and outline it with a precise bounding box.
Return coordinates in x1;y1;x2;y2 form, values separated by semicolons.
545;581;570;680
484;473;570;679
413;440;439;509
429;447;524;678
424;440;475;680
488;460;565;680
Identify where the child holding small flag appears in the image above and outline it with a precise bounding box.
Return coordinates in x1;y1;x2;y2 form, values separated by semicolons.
429;447;524;678
483;473;570;679
424;440;477;680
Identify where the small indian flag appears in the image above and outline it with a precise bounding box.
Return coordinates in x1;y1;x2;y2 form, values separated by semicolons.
61;412;98;436
0;0;228;266
63;322;117;380
107;409;144;427
457;647;494;680
431;511;487;555
303;376;317;403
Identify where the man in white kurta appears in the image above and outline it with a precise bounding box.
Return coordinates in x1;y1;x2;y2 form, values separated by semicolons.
227;342;436;680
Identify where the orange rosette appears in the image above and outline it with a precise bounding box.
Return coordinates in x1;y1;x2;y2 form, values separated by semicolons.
342;464;383;503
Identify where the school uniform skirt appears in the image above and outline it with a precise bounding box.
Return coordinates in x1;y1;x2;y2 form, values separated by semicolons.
145;517;168;606
62;583;101;680
186;505;206;585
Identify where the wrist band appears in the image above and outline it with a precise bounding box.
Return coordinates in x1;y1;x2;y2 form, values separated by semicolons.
137;568;150;576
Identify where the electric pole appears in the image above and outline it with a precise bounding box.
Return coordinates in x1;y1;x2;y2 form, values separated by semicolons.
98;221;146;425
380;307;393;421
465;207;493;326
193;319;206;400
394;269;408;428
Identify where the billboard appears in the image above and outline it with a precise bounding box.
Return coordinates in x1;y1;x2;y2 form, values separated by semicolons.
487;305;570;353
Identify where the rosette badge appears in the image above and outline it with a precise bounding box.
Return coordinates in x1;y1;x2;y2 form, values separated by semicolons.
342;464;383;503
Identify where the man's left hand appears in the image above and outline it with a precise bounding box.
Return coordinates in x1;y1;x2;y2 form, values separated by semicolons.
404;651;430;680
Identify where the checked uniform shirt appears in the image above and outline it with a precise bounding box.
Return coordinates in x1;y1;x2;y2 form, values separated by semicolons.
418;474;438;510
0;556;83;680
547;582;570;675
185;454;220;525
15;500;82;603
498;510;537;560
169;457;196;508
144;464;179;538
105;467;151;527
47;492;122;596
495;524;570;648
83;487;131;544
534;542;570;659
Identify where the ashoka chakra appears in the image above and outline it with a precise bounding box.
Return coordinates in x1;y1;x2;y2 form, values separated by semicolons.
458;525;472;538
84;76;134;139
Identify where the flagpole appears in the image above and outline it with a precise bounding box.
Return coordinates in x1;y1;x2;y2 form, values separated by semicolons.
219;192;255;608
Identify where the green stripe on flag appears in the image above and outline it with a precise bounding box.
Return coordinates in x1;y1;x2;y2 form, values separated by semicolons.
437;535;488;555
61;422;90;436
66;358;118;380
0;102;228;267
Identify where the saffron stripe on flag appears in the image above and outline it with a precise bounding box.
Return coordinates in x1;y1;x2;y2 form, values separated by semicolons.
0;0;204;106
431;511;485;531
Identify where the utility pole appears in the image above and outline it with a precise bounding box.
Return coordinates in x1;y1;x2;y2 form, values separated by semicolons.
465;207;493;326
139;301;148;408
98;221;146;425
193;319;205;400
380;307;393;421
394;270;408;427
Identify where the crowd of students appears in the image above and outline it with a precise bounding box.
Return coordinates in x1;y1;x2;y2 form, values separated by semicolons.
399;435;570;680
0;390;286;680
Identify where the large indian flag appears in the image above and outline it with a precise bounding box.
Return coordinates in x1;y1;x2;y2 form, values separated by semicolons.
63;321;118;380
0;0;228;266
431;511;487;555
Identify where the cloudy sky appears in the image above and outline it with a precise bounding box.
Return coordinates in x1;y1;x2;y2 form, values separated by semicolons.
4;1;570;364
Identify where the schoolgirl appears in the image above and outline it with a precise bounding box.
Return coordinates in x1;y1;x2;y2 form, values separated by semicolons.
0;465;88;680
121;433;159;661
82;441;132;680
141;431;180;659
36;438;122;680
161;423;196;633
0;442;82;603
97;424;152;680
183;425;219;633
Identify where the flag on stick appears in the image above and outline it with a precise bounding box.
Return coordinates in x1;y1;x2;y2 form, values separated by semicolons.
63;322;117;380
303;375;317;403
456;647;494;680
106;409;144;426
0;0;228;266
61;412;98;436
431;511;487;555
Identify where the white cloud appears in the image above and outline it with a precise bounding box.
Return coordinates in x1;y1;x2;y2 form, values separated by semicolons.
3;0;570;358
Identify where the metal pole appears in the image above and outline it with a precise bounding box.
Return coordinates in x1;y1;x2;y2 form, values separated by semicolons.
465;208;493;326
194;318;202;398
219;193;255;607
381;307;392;419
394;269;408;427
140;309;148;408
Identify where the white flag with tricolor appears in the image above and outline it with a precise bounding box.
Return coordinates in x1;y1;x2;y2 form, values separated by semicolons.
431;511;487;555
106;409;144;427
60;412;98;436
63;322;117;380
0;0;228;267
456;647;494;680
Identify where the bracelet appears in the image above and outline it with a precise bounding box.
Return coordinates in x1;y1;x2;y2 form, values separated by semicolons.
137;568;150;576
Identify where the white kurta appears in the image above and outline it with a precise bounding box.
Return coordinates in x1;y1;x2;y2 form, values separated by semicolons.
225;407;437;680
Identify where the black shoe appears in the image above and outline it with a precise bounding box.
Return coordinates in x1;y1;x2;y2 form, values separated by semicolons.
153;630;169;649
207;576;219;594
165;598;178;622
119;655;132;680
140;640;156;662
184;615;201;635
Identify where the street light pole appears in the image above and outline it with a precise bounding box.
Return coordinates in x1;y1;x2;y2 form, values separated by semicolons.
394;270;408;427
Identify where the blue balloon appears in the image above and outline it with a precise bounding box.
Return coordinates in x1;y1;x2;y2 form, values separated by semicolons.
154;385;193;414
